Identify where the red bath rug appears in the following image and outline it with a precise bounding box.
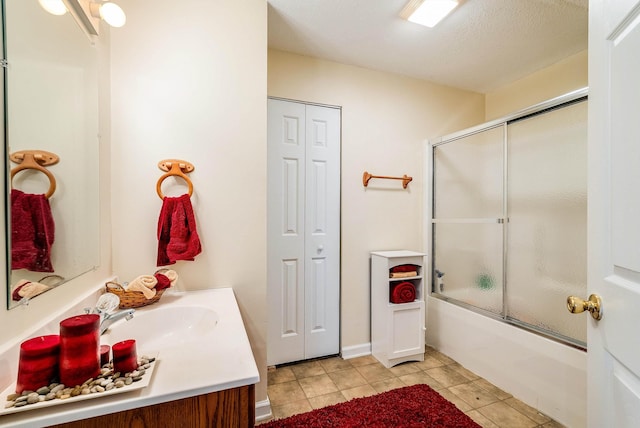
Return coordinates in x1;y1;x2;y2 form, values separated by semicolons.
261;383;481;427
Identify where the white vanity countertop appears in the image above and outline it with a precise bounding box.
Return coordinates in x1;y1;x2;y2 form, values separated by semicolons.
0;288;259;427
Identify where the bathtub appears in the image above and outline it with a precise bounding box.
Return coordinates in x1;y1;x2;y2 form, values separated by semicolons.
426;295;586;427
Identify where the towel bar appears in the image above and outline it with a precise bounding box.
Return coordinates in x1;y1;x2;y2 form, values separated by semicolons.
363;171;413;189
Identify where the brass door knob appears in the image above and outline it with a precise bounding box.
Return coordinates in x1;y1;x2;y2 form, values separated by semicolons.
567;294;602;320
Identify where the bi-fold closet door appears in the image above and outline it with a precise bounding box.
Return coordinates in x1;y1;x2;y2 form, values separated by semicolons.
267;98;341;366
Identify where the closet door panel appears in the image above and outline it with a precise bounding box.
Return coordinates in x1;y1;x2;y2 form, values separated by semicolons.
304;104;340;359
267;99;306;365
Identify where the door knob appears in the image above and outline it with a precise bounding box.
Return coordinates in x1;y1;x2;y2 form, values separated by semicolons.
567;294;602;320
317;245;324;252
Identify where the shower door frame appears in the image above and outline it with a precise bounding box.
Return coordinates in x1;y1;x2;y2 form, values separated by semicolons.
427;87;588;349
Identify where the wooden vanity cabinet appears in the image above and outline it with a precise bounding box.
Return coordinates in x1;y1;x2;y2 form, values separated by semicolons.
49;384;255;428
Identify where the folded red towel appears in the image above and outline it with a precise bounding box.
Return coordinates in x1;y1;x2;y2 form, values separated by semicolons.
390;281;416;304
154;273;171;290
11;189;55;272
390;264;420;274
157;194;202;266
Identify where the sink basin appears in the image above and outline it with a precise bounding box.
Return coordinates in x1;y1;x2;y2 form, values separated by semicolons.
103;305;219;351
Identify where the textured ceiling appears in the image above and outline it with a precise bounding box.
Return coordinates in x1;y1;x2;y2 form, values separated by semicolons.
267;0;588;93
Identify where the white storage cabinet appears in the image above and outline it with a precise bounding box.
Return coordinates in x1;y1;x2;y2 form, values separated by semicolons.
371;250;426;368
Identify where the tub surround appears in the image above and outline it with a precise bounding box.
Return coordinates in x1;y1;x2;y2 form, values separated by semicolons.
0;287;259;427
426;296;586;427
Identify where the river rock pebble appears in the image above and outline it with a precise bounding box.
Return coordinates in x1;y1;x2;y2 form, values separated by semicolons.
3;356;155;409
50;384;65;394
36;387;50;395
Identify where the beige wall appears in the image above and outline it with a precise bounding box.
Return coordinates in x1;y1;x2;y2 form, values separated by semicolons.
268;49;485;350
485;50;588;120
109;0;268;402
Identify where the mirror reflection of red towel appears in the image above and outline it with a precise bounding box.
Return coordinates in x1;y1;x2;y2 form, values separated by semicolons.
390;281;416;304
11;189;55;272
157;194;202;266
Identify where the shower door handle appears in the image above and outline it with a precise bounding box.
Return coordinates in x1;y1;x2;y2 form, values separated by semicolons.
567;294;602;320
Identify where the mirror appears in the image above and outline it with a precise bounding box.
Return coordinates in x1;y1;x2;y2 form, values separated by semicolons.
4;0;100;308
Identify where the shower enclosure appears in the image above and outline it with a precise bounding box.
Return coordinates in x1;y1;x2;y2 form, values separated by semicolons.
430;88;587;348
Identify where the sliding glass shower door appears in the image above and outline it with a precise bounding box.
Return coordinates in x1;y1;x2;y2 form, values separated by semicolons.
432;125;505;316
506;100;587;344
431;91;587;347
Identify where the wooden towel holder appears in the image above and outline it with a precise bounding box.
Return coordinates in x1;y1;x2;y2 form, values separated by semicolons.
363;171;413;189
156;159;195;199
10;150;60;199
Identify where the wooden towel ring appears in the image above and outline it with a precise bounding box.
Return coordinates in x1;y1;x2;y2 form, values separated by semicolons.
10;150;59;199
156;159;195;199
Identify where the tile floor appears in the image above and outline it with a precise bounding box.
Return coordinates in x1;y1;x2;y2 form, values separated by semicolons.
259;346;564;428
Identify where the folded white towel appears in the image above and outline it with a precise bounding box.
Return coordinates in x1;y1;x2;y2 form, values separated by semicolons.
14;280;51;299
126;275;158;299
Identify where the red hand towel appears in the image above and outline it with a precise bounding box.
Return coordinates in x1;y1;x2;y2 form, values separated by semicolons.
11;189;55;272
157;194;202;266
390;264;420;273
390;281;416;304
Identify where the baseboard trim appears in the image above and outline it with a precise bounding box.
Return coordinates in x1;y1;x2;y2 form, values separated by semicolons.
255;398;272;422
341;343;371;359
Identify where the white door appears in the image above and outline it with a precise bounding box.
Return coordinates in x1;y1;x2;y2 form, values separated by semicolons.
267;98;341;366
586;0;640;425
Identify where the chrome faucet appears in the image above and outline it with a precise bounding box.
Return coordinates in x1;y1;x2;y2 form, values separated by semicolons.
99;309;135;335
85;293;135;335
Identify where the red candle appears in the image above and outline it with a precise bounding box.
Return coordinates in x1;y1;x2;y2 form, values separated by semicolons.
16;335;60;394
59;314;100;387
100;345;111;366
112;340;138;374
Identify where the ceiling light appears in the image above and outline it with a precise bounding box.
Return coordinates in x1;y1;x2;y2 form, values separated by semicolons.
38;0;68;16
89;1;126;28
401;0;459;28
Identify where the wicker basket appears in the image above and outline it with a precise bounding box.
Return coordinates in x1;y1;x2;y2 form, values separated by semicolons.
105;281;166;309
